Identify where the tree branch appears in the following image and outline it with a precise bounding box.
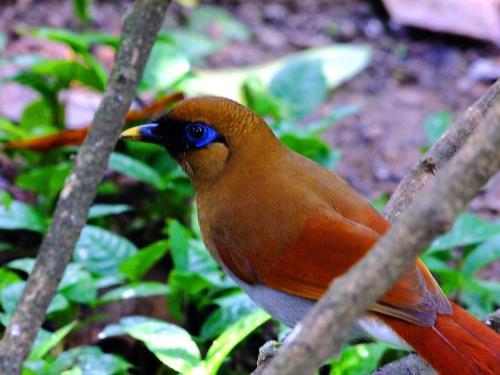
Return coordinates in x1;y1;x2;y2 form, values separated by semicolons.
483;308;500;333
0;1;171;373
372;354;435;375
260;79;500;374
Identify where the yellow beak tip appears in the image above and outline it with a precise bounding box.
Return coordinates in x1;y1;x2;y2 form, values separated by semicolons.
119;127;142;141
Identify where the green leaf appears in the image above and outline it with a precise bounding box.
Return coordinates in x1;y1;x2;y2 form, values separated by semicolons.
461;278;500;317
428;213;500;252
88;204;131;219
22;359;47;375
167;219;192;272
424;110;452;145
16;162;72;205
74;225;137;285
119;317;203;374
200;291;258;341
328;342;389;375
242;76;285;120
120;239;169;281
163;30;219;63
19;99;57;133
140;41;190;91
188;44;371;103
108;152;165;189
270;58;328;119
7;258;35;274
0;117;31;141
462;234;500;276
204;309;270;374
0;242;12;251
1;282;69;316
281;134;341;168
58;264;97;304
8;260;98;304
370;194;389;213
72;0;92;23
188;5;251;42
306;104;361;135
31;59;105;91
166;225;229;291
99;282;170;304
29;321;77;360
48;346;131;375
0;196;46;233
30;28;120;51
0;268;21;294
99;316;153;339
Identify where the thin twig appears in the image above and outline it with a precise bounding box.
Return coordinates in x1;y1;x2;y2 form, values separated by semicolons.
261;80;500;374
0;1;171;373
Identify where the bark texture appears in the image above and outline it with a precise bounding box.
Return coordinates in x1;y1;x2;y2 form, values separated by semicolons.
0;1;171;373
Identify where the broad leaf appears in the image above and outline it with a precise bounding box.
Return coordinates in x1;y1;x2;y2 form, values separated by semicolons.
58;263;97;304
108;152;165;189
428;213;500;252
424;111;452;145
16;162;72;206
1;282;68;316
281;134;341;168
188;44;372;103
204;309;270;374
0;268;21;294
48;346;130;375
29;321;77;360
119;317;203;374
328;342;390;375
0;196;46;233
88;204;131;219
188;6;251;42
31;59;105;91
462;234;500;276
200;291;258;340
99;282;170;304
120;240;170;281
74;225;137;286
140;41;190;91
270;58;328;118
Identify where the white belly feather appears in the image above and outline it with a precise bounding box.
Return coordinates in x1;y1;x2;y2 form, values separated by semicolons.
222;264;410;350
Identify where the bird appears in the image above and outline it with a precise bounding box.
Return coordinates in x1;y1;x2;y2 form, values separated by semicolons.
120;96;500;374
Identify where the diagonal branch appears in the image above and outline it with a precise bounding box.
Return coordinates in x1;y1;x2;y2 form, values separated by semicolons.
260;79;500;374
0;1;171;373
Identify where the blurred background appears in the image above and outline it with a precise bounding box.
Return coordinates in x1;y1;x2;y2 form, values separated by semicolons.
0;1;498;374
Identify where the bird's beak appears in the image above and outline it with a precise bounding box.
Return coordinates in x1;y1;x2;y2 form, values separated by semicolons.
119;123;163;144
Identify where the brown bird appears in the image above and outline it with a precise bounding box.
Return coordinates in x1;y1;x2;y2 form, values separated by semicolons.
121;96;500;374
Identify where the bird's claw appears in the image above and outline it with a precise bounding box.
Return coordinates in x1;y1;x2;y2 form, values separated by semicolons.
257;340;282;366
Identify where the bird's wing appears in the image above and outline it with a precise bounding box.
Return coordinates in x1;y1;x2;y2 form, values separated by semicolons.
259;213;451;326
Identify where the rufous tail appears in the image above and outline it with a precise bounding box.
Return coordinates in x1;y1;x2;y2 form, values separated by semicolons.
379;303;500;374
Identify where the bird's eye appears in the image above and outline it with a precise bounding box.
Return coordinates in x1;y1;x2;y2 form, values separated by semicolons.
184;122;221;149
186;123;206;140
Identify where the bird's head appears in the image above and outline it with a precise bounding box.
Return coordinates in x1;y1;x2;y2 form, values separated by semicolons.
120;96;279;188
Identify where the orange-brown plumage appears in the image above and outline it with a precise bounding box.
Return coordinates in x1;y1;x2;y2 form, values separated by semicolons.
121;96;500;374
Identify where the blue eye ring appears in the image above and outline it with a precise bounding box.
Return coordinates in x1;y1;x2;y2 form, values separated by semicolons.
184;122;220;149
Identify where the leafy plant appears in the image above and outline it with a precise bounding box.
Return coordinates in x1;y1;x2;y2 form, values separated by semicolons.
3;5;497;374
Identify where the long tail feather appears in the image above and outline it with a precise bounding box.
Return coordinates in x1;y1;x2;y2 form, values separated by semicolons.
379;303;500;375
